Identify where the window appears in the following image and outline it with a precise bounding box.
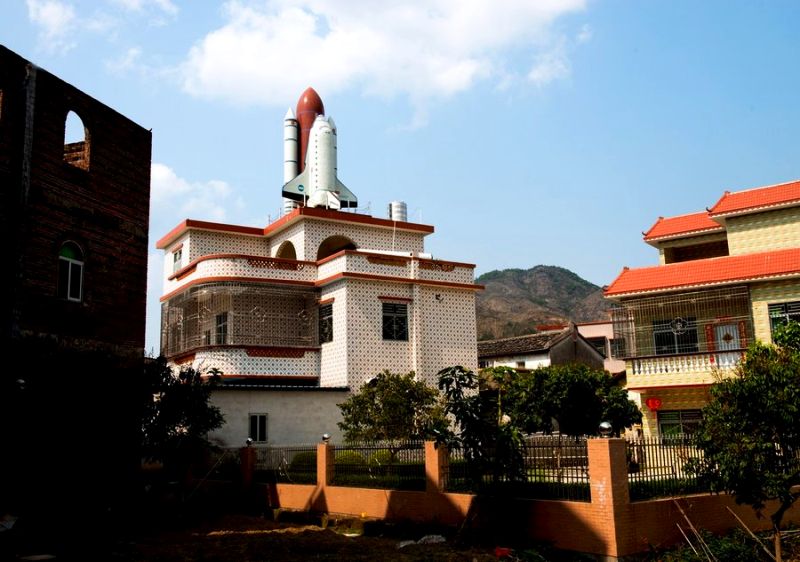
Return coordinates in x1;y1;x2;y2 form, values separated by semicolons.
172;248;183;273
63;110;89;170
769;301;800;335
382;302;408;341
586;337;607;357
657;410;702;437
516;361;525;369
249;413;268;443
215;312;228;345
653;317;698;355
57;242;84;302
319;303;333;344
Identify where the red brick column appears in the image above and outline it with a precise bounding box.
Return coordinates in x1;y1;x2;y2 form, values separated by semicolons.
587;437;631;557
317;442;335;486
424;441;448;493
240;446;256;490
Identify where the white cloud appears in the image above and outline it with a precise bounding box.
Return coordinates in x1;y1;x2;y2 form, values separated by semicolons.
181;0;587;108
26;0;77;53
151;163;234;222
577;23;593;44
528;44;571;86
112;0;178;16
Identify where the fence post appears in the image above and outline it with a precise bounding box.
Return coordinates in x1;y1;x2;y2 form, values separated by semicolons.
587;437;630;557
240;446;256;490
317;442;334;486
425;441;448;493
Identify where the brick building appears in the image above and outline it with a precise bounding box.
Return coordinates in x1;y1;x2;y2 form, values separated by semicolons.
0;45;151;544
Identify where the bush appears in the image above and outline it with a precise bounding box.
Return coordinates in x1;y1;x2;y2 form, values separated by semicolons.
335;450;366;465
289;451;317;472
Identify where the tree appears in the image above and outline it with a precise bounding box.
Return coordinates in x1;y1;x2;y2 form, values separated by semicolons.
687;321;800;562
141;357;225;475
503;364;641;436
337;371;448;446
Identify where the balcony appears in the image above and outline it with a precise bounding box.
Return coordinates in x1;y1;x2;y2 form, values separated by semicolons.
629;350;744;376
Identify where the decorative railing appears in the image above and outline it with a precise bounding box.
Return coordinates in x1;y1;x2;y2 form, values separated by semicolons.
630;351;743;376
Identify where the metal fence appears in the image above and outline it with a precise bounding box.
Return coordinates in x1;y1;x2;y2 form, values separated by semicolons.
445;435;591;502
330;441;426;491
626;435;708;500
253;444;318;484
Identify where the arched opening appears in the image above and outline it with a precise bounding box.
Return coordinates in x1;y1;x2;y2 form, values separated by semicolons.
58;241;84;302
316;235;356;261
64;110;90;170
275;240;297;260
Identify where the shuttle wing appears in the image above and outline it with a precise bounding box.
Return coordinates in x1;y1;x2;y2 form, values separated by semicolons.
282;170;310;203
335;179;358;208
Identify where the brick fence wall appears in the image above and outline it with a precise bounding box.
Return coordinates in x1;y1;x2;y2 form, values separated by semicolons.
240;439;800;559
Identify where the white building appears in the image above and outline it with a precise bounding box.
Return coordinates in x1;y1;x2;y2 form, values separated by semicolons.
157;89;481;445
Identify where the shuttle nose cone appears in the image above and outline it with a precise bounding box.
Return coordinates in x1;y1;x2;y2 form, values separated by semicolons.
296;87;324;117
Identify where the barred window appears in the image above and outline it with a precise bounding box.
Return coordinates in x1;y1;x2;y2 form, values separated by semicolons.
653;317;698;355
382;302;408;341
319;303;333;344
769;301;800;335
215;312;228;345
658;410;702;438
172;248;183;273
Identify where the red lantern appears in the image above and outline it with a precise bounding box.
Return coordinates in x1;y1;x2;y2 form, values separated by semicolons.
645;397;662;411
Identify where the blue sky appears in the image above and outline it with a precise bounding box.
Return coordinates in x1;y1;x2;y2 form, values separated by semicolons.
2;1;799;354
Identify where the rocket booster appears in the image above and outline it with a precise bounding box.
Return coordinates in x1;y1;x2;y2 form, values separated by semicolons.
282;87;357;211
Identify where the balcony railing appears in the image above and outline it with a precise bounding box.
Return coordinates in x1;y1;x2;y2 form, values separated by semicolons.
629;350;743;376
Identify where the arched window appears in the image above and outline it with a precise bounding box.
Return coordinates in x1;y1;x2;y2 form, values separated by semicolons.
64;110;90;170
275;240;297;260
58;241;84;302
316;235;356;261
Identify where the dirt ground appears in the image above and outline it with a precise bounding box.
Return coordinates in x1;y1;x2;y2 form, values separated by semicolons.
108;514;516;562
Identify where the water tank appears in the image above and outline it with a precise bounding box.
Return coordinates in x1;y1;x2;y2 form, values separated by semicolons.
387;200;408;222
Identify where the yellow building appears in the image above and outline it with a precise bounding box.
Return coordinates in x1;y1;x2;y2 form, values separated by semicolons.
605;179;800;437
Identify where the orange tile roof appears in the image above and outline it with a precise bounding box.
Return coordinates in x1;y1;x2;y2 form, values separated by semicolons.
605;247;800;297
643;211;723;241
709;179;800;217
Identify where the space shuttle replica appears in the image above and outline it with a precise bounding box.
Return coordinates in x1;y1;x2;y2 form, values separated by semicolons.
282;87;358;212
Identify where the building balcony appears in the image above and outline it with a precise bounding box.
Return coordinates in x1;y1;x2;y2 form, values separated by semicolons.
629;350;743;377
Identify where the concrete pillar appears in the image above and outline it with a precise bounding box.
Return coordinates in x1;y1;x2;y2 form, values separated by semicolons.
317;442;335;486
424;441;448;493
240;446;256;490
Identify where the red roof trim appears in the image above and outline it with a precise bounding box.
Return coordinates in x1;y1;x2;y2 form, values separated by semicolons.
709;179;800;217
156;219;264;249
263;207;434;236
605;247;800;297
643;211;725;242
316;271;484;291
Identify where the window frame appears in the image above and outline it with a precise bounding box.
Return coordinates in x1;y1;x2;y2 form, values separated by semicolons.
249;413;268;443
382;302;409;341
652;317;699;355
319;303;333;344
657;409;702;439
215;312;228;345
769;301;800;335
172;248;183;274
57;242;84;302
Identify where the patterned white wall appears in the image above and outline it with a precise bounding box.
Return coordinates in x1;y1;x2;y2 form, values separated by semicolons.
187;347;320;376
270;221;306;260
318;281;350;387
344;279;415;390
418;285;479;386
188;230;269;261
416;262;475;284
302;220;425;260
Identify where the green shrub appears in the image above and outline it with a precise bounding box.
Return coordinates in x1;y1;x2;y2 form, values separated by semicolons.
289;451;317;472
335;450;366;465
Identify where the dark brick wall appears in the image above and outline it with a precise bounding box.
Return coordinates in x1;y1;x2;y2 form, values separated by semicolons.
0;45;151;353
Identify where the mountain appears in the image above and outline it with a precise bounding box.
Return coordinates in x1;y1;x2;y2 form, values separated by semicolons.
475;265;612;340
